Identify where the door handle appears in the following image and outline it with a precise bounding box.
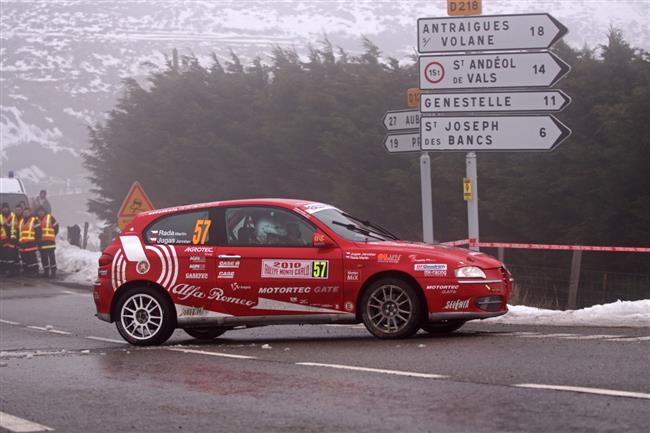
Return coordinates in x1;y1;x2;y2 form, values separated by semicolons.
218;254;241;259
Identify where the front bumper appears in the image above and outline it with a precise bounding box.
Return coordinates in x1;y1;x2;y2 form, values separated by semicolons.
428;310;507;321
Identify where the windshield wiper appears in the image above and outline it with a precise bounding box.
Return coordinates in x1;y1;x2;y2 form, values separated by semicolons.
341;212;399;240
331;220;386;241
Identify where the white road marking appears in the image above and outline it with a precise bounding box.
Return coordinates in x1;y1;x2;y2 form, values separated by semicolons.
26;326;49;332
85;336;126;344
166;347;257;359
47;329;71;335
606;336;650;342
556;334;623;340
0;410;53;432
0;319;20;325
518;333;580;338
514;383;650;400
60;290;92;297
324;324;364;329
493;331;541;336
296;362;448;379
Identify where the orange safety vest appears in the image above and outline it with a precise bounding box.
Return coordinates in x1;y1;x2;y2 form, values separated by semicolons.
19;217;38;251
1;212;17;242
40;214;57;249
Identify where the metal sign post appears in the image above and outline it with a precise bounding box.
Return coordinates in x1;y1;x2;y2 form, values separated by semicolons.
420;153;434;243
465;152;479;250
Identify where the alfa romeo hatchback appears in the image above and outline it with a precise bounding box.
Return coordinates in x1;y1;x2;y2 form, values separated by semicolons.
93;199;512;345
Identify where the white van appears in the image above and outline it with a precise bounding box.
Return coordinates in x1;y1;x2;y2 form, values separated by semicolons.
0;176;30;210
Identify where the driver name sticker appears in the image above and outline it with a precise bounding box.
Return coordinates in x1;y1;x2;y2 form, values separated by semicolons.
262;260;329;279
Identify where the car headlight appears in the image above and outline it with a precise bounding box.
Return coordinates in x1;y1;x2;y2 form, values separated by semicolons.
455;266;486;278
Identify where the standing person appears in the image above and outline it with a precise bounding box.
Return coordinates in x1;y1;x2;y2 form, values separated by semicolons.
14;202;25;274
18;207;40;276
1;202;19;276
33;190;52;214
36;206;58;278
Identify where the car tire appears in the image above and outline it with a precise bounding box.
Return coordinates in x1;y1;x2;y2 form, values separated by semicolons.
361;278;423;339
115;286;175;346
183;328;228;340
421;320;465;334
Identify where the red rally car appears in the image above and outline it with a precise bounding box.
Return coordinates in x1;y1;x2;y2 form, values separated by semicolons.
94;199;512;345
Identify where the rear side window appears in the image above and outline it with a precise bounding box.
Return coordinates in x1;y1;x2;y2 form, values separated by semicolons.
145;210;212;245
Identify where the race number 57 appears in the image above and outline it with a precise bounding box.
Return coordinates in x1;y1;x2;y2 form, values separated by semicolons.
192;219;212;245
312;261;329;279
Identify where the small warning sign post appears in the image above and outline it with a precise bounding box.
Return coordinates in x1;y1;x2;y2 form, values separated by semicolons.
463;177;473;201
117;181;155;230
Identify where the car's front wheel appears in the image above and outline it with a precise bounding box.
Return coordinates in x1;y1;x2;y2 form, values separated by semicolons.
184;328;228;340
361;278;423;339
115;287;175;346
421;320;465;334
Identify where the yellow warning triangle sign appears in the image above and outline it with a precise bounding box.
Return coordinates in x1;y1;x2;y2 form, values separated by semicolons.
117;181;155;230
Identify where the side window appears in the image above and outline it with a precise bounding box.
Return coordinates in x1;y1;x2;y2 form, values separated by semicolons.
225;207;316;247
145;210;212;245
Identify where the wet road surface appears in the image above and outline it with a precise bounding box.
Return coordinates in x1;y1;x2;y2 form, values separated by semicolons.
1;278;649;433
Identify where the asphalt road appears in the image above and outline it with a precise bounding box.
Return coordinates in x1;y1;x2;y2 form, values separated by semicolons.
1;278;648;433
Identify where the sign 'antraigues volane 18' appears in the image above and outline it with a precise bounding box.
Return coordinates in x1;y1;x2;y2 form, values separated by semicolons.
417;14;567;53
420;116;570;151
419;51;570;90
420;90;571;113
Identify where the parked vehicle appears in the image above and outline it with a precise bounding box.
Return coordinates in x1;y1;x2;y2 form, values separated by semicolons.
93;199;512;345
0;176;29;210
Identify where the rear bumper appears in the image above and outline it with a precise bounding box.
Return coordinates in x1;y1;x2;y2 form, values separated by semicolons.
428;310;506;322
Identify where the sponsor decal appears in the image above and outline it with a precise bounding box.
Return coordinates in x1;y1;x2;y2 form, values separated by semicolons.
444;299;470;310
259;286;312;295
185;272;208;280
344;302;354;312
98;269;108;277
177;306;206;318
426;284;459;294
218;271;235;279
171;283;205;301
184;246;214;255
136;260;150;274
261;260;329;279
302;203;335;214
313;286;339;294
377;253;401;264
415;263;447;276
345;252;376;261
485;284;502;293
346;271;360;281
218;260;240;269
189;256;206;263
231;282;252;291
189;263;206;271
207;288;255;306
408;254;434;262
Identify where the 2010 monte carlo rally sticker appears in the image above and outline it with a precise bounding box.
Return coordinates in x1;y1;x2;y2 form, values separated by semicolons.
261;260;329;279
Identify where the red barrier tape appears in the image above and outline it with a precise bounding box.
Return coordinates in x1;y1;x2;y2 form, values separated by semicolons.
440;239;650;253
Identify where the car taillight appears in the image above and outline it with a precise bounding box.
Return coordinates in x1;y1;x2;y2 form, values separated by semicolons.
98;253;113;267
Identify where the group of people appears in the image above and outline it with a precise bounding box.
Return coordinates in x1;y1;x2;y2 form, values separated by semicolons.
1;190;59;278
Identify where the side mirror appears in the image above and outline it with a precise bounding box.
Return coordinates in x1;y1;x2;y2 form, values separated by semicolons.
312;231;336;248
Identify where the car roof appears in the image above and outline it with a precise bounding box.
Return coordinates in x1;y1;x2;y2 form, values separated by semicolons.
0;178;26;194
140;198;328;217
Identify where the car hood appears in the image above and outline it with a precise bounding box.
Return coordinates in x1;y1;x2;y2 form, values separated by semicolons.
353;240;503;269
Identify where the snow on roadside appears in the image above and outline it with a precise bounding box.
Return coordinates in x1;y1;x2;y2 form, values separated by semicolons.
56;240;100;285
486;300;650;328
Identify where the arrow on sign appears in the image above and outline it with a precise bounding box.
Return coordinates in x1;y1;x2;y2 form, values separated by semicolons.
419;51;570;90
382;109;421;131
420;115;571;151
384;132;421;153
420;90;571;113
418;13;568;53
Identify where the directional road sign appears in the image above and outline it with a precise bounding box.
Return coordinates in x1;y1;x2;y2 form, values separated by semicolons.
384;132;421;153
418;14;568;53
419;51;570;90
382;109;421;131
420;115;571;151
420;90;571;113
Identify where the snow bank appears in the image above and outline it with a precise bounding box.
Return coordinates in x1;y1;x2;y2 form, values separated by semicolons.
486;300;650;328
56;240;100;285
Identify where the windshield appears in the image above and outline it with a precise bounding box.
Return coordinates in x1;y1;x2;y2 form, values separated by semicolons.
311;208;393;242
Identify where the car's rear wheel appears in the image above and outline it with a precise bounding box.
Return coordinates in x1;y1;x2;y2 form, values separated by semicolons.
361;278;422;339
115;287;175;346
183;328;228;340
421;320;465;334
